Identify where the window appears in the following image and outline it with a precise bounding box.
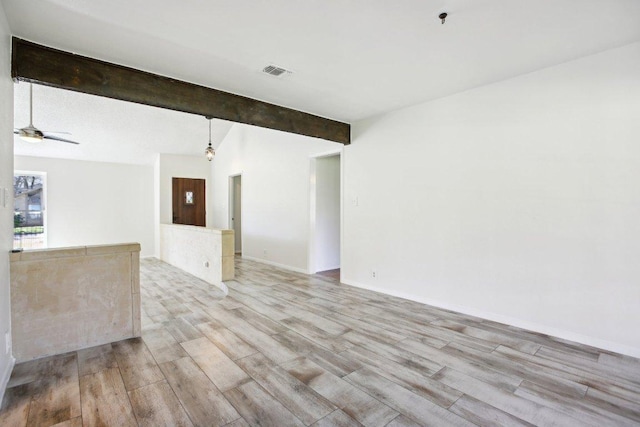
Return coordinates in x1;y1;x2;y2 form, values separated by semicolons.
14;172;46;250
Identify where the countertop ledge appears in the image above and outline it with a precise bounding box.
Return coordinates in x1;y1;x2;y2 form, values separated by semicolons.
161;223;234;235
10;243;141;262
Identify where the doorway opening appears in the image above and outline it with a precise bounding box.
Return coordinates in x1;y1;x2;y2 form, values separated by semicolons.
229;174;242;254
309;152;341;277
14;171;47;250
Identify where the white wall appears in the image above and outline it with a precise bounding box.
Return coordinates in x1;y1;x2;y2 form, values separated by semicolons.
0;2;14;402
344;42;640;357
14;156;155;257
211;124;340;273
154;153;213;256
314;155;341;272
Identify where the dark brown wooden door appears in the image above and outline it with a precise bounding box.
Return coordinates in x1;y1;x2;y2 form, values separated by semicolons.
172;178;206;226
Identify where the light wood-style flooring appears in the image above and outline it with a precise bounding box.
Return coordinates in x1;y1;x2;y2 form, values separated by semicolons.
2;256;640;426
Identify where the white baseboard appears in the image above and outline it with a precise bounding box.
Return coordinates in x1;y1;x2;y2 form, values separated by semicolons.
0;356;16;405
341;278;640;359
241;255;309;274
218;281;229;296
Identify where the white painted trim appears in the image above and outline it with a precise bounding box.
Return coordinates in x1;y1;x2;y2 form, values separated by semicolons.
341;278;640;358
309;148;343;159
242;255;309;274
307;150;342;275
228;172;243;254
307;157;317;274
0;356;16;405
218;281;229;296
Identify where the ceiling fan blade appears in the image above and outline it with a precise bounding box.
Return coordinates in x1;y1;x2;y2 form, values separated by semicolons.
40;130;72;135
43;134;80;145
14;130;19;134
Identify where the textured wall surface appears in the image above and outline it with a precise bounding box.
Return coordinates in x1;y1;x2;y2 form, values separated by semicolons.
160;224;234;288
10;244;141;362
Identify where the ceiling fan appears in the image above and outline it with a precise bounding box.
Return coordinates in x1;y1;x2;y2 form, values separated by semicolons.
14;83;80;145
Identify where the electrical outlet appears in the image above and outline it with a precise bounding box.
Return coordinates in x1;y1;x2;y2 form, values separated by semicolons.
203;261;209;268
263;249;267;256
371;270;377;279
5;332;10;355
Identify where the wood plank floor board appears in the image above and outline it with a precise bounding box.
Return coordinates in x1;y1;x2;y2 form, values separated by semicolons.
448;394;535;427
158;357;241;426
584;386;640;423
535;345;640;386
236;353;337;425
223;381;305;427
4;256;640;426
343;345;462;408
227;293;291;321
343;332;444;377
495;345;640;396
285;309;351;336
599;352;640;373
79;368;138;427
6;358;42;389
441;341;589;399
0;384;32;427
111;338;165;391
311;409;364;427
128;381;193;427
280;317;354;353
223;418;250;427
232;306;288;335
163;317;204;343
344;368;474;427
397;338;524;392
26;353;81;427
77;344;118;376
273;330;362;377
384;415;423;427
141;326;189;364
329;313;407;344
433;367;588;426
174;308;213;327
227;318;300;364
356;315;458;350
515;380;640;427
196;322;259;361
432;319;541;355
181;337;251;391
51;417;82;427
282;356;399;427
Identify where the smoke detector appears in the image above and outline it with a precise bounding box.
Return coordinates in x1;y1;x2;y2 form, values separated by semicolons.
262;64;292;77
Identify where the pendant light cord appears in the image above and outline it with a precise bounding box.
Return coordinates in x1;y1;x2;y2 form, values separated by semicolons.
29;83;34;126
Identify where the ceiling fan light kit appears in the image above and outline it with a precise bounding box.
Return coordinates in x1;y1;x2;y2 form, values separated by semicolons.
18;126;44;143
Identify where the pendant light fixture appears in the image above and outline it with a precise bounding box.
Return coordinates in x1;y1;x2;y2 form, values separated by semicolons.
205;116;215;161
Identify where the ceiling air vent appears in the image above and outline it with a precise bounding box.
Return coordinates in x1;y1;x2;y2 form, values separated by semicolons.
262;65;291;77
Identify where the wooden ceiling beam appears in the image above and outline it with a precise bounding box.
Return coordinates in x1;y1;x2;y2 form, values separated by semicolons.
11;38;350;145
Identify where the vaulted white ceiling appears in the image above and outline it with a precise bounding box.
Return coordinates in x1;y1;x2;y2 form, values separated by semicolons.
4;0;640;123
13;83;234;165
